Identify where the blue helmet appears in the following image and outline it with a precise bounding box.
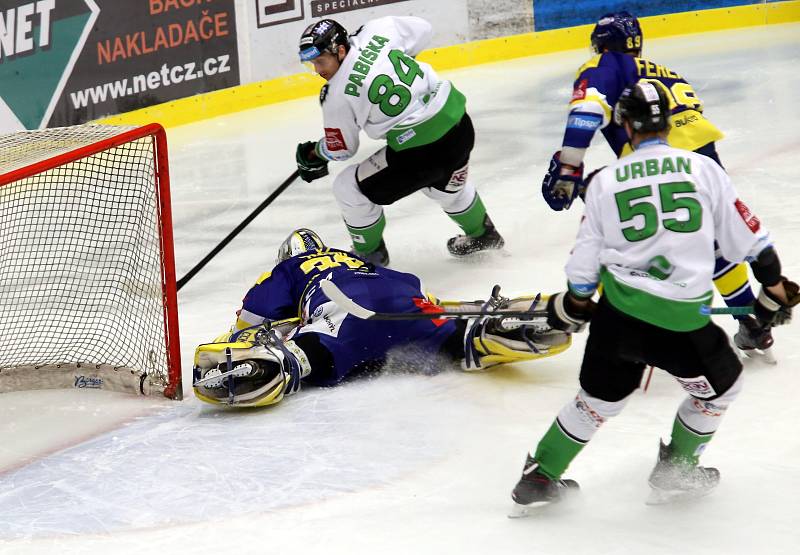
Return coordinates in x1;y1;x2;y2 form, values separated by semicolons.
590;12;643;55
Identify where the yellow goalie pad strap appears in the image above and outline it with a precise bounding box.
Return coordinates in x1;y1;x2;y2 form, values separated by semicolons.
473;334;571;366
714;262;750;297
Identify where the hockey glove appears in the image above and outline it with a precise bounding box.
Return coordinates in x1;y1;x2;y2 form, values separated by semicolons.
754;277;800;327
546;291;596;333
296;141;329;183
541;151;584;211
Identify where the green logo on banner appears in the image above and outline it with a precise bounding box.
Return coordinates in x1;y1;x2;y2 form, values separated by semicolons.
0;1;98;129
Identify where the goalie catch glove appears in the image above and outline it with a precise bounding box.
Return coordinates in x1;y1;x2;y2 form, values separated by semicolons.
754;276;800;327
296;141;329;182
193;322;311;407
541;151;584;211
546;291;596;333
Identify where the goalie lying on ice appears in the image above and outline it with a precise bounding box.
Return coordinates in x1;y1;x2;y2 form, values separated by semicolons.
193;228;570;407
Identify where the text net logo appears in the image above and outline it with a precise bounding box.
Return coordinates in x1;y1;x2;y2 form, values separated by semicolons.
0;0;98;129
256;0;304;28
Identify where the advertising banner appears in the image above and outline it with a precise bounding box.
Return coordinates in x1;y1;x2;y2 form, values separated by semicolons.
0;0;240;131
245;0;468;84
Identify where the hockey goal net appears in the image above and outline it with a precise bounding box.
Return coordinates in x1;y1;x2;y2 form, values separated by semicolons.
0;123;181;399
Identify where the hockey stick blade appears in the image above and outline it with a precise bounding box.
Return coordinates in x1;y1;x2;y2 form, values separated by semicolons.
320;279;546;321
699;305;754;316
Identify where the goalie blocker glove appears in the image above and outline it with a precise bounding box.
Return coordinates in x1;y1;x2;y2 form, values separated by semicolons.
296;141;329;182
546;291;596;333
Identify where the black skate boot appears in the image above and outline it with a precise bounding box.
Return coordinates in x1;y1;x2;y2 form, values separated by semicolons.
352;240;390;267
733;315;775;364
646;440;720;505
509;455;579;518
447;215;505;257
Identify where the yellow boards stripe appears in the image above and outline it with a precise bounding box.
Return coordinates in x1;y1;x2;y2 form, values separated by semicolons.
97;2;800;129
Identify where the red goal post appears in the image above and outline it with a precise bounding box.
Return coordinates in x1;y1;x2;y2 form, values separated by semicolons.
0;123;182;399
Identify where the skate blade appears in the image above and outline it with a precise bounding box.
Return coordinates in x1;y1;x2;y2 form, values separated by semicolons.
646;486;715;505
741;347;777;365
449;247;509;260
508;500;552;518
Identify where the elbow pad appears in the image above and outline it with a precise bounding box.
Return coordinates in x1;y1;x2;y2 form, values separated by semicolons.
750;247;781;287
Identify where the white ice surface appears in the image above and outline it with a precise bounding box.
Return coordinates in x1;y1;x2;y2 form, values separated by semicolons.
1;24;799;555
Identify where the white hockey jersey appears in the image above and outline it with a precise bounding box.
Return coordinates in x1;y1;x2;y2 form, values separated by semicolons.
566;140;771;331
314;16;466;161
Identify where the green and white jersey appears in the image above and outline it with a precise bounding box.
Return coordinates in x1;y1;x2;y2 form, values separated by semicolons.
566;139;771;331
316;16;466;161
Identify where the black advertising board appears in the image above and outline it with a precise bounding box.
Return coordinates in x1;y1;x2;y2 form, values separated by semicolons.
0;0;239;129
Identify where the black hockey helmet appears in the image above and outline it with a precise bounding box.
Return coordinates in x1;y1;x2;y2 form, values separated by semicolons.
614;81;670;133
299;19;349;62
276;228;326;264
591;11;643;54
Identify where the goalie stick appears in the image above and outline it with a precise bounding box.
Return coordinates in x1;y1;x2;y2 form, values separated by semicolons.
319;279;547;329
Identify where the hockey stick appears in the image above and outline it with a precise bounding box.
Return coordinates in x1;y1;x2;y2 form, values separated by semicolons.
700;305;754;316
177;170;300;291
319;279;547;323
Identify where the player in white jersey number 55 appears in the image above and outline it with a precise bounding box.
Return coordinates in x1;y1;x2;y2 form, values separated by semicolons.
509;81;799;514
294;17;504;266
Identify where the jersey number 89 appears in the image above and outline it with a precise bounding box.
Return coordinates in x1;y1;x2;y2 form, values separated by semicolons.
626;35;642;50
368;50;424;117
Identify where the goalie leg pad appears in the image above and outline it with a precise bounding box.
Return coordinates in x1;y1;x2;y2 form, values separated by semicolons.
463;314;571;371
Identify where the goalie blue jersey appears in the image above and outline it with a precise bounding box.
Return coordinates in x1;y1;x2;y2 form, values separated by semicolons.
237;248;458;385
563;51;723;157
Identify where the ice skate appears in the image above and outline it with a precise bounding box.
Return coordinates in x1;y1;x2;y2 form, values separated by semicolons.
509;455;579;518
352;240;390;267
447;215;505;257
646;441;720;505
733;315;776;364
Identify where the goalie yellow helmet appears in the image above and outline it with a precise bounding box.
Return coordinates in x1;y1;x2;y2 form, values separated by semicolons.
276;228;325;264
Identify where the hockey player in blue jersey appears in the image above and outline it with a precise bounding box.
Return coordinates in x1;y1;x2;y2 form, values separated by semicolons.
539;11;771;358
193;229;571;407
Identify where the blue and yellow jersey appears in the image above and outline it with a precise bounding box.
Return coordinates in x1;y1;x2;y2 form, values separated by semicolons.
235;248;423;330
563;51;724;157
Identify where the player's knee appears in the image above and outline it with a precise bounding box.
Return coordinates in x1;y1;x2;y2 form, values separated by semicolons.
331;164;362;206
556;389;629;442
677;373;743;435
674;360;742;404
715;371;743;403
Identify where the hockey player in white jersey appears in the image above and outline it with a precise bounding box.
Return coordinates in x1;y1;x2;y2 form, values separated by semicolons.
294;17;504;266
509;82;798;514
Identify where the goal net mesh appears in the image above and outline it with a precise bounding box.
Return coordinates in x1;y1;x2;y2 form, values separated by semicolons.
0;124;176;395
